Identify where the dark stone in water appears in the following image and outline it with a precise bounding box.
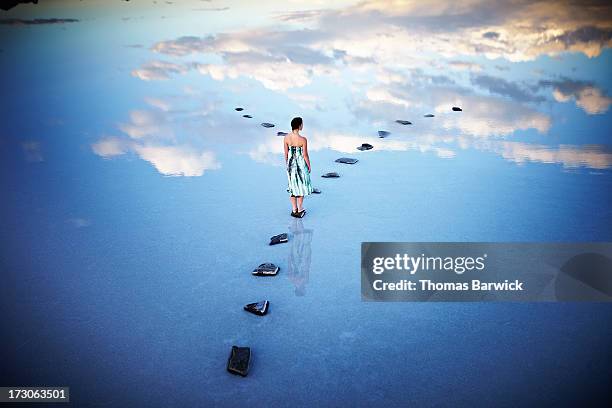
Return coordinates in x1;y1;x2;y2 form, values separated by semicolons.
452;107;462;111
357;143;373;151
277;131;288;136
269;233;287;245
335;157;358;164
424;114;435;117
227;346;250;377
261;123;275;128
244;300;269;316
378;130;390;138
235;107;244;111
395;120;412;125
312;188;321;194
243;114;252;118
322;172;340;178
252;262;280;276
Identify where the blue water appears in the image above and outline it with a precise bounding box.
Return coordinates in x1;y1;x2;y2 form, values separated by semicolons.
1;1;612;406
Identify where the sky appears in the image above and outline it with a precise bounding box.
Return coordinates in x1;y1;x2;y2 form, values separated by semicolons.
1;0;611;176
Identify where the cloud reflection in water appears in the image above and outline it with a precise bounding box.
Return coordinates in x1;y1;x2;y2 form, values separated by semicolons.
88;0;612;174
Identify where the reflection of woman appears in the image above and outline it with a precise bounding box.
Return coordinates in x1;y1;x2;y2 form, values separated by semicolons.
287;217;313;296
284;117;313;218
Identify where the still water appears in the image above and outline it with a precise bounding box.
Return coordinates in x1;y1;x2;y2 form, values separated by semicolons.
1;1;611;406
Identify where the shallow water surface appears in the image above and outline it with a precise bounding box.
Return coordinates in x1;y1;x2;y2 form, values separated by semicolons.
1;1;611;406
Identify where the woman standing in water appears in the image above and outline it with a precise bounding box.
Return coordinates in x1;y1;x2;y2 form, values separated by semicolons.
284;117;313;217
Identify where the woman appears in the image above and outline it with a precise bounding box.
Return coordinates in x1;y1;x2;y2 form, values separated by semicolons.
284;117;313;217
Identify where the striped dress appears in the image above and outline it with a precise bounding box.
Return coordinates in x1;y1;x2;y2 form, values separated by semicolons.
286;145;313;196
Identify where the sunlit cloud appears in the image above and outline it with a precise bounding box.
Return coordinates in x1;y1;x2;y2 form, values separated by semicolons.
134;0;612;98
144;97;172;111
355;83;551;137
448;61;483;72
131;60;189;81
194;59;317;91
118;109;173;139
314;0;612;61
541;79;611;114
92;96;223;177
287;93;324;110
247;131;457;166
132;144;221;177
114;1;610;175
365;87;415;108
479;141;612;169
91;137;129;158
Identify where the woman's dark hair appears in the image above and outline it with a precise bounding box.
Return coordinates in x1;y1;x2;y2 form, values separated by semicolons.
291;117;303;130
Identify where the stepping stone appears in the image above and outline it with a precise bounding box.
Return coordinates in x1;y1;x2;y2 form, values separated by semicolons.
335;157;358;164
243;114;252;118
378;130;390;138
424;114;435;117
312;188;321;194
261;123;275;128
252;262;280;276
277;131;288;136
322;172;340;178
244;300;269;316
235;107;244;111
452;106;462;111
227;346;250;377
395;120;412;125
357;143;373;151
269;233;287;245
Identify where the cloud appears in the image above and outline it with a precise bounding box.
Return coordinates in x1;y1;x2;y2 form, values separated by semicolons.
131;60;189;81
91;137;129;158
448;60;482;72
287;93;324;110
247;130;457;165
92;99;224;177
274;9;326;22
133;1;611;94
193;7;230;12
277;0;612;61
482;31;500;39
118;109;173;139
353;83;551;137
539;78;611;114
0;18;78;25
479;141;612;169
141;30;337;91
132;144;220;177
144;97;172;111
470;74;544;102
552;26;612;57
151;35;215;56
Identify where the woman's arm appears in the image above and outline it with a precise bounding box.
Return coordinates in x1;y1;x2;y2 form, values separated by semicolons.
283;137;289;164
303;138;311;172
